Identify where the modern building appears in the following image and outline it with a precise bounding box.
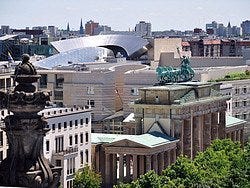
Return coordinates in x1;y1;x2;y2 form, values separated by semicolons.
49;34;150;59
241;20;250;36
135;21;152;37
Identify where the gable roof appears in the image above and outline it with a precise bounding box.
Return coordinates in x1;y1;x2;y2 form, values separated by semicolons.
92;131;177;148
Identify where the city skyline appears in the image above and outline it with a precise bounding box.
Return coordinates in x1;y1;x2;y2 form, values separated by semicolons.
0;0;249;31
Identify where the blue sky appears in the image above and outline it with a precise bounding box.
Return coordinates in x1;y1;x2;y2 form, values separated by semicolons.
0;0;249;31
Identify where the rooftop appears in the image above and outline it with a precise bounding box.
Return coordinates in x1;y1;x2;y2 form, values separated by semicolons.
91;131;177;148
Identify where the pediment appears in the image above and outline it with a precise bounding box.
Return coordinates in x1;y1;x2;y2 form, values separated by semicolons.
106;139;149;148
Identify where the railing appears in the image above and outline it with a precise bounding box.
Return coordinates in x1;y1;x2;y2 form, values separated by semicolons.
52;146;78;156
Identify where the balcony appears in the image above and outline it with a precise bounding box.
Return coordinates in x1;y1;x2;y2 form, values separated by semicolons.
52;146;78;157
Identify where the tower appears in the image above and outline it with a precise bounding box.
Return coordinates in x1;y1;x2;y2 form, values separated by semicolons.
67;22;70;32
79;18;84;35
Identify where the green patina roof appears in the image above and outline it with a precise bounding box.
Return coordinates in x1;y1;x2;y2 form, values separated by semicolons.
226;115;246;127
91;131;177;148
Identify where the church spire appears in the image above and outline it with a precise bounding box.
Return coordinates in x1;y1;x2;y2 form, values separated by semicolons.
67;22;70;32
79;18;84;35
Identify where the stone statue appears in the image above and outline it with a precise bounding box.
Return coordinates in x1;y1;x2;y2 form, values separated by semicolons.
0;54;61;187
14;54;37;76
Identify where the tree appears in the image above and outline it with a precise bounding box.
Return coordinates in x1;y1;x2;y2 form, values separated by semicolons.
73;165;101;188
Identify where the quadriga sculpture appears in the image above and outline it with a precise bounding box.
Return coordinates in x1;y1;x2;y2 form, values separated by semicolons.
156;56;194;84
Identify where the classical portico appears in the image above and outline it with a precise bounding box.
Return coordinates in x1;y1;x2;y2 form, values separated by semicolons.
92;132;178;187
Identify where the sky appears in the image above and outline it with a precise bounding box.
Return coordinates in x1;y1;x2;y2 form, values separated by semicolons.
0;0;249;31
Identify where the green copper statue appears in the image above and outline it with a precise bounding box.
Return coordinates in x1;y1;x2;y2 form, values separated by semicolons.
156;56;194;84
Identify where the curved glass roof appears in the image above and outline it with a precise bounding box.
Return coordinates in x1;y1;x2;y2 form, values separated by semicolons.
51;34;149;57
33;47;111;69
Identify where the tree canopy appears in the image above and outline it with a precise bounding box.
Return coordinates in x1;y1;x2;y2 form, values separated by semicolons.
115;139;250;188
73;165;101;188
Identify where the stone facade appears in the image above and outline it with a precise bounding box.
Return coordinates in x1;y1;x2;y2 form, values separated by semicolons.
91;82;245;188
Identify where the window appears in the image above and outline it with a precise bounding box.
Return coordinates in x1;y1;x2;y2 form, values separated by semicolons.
87;100;95;107
52;124;55;131
80;133;83;144
80;151;84;165
55;136;64;153
235;101;240;107
64;122;67;129
0;151;3;162
85;149;89;163
235;88;240;94
40;74;47;88
58;123;61;130
243;100;247;107
85;132;89;143
69;121;72;128
85;118;89;124
155;96;159;103
67;180;73;188
69;135;72;146
87;86;94;95
80;119;83;125
243;113;247;120
131;88;139;96
54;90;63;100
0;131;3;147
46;140;49;152
75;120;78;127
55;74;64;88
75;135;78;145
243;87;247;94
55;160;61;167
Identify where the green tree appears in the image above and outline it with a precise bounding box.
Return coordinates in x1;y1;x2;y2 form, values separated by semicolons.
73;165;101;188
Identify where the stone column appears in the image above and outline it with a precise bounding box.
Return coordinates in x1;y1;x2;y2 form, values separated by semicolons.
158;152;164;174
105;153;111;187
233;130;237;142
132;155;138;180
174;120;184;156
112;154;117;184
192;116;200;157
125;154;131;182
240;129;244;146
145;155;151;172
183;119;191;157
170;148;176;164
139;155;145;176
236;130;240;141
203;113;211;150
211;112;218;140
164;150;171;168
152;154;158;173
119;153;124;182
218;111;226;139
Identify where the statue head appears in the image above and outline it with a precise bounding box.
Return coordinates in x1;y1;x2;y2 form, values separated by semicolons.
22;54;30;63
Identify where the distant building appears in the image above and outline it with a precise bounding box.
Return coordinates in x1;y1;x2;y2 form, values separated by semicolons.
48;25;58;37
0;26;10;35
206;21;218;35
85;20;99;36
135;21;151;37
94;25;111;35
241;20;250;36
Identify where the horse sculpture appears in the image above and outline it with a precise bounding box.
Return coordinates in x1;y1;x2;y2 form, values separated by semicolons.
156;56;194;84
